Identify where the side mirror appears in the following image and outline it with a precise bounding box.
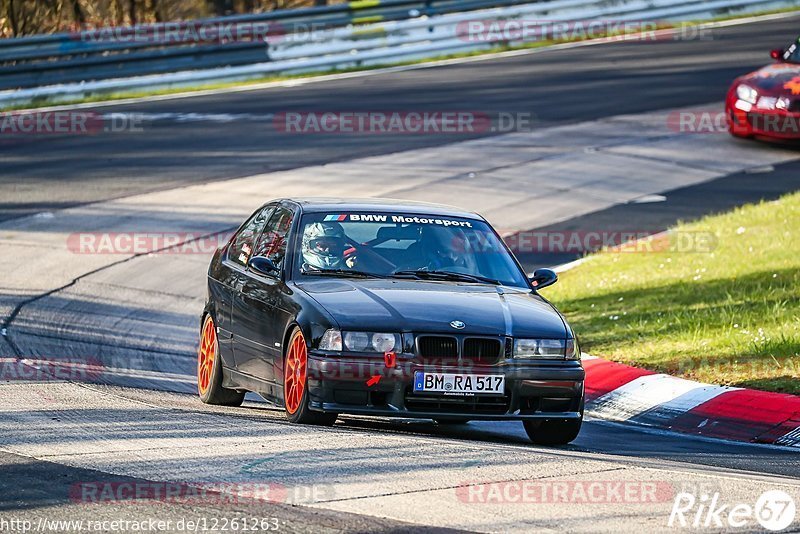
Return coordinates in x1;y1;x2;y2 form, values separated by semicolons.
530;268;558;290
771;49;783;60
248;256;279;276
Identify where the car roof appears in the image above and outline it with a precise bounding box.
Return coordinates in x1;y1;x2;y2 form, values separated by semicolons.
285;197;483;219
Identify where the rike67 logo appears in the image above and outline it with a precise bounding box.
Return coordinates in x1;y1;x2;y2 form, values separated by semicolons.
669;490;796;531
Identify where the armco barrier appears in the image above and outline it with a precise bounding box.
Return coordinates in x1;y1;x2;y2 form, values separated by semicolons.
0;0;531;91
1;0;798;107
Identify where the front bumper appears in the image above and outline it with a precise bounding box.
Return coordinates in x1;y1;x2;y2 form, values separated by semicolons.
728;106;800;139
306;353;584;420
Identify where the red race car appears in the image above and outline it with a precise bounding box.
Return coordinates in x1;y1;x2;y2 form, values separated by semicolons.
726;40;800;140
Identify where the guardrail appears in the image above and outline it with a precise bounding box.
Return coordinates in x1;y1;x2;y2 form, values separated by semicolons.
0;0;523;91
1;0;798;108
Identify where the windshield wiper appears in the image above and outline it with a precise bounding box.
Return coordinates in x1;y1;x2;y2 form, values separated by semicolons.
302;268;384;279
391;269;500;285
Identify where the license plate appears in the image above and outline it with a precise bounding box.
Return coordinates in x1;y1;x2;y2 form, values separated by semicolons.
413;372;505;395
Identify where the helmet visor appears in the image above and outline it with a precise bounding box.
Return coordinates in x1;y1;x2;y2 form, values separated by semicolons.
309;237;344;255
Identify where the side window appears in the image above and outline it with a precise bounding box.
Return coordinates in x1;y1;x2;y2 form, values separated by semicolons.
253;207;294;271
228;206;273;267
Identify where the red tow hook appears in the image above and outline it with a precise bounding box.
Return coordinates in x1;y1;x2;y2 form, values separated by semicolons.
366;352;396;387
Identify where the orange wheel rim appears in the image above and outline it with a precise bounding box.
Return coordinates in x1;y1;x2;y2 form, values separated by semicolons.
284;330;307;414
198;316;216;395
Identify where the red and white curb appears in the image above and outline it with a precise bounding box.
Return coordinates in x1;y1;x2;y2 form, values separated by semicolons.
583;355;800;447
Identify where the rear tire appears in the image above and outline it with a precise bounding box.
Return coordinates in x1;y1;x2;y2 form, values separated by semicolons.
198;315;245;406
284;327;337;426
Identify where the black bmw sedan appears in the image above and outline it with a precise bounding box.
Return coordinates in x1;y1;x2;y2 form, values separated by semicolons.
199;198;584;445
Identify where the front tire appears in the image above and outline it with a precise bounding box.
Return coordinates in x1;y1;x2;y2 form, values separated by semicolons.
434;418;470;425
284;327;337;426
523;418;582;445
198;314;245;406
729;128;752;139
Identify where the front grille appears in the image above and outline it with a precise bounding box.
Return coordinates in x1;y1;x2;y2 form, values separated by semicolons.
405;389;510;415
463;338;501;365
417;336;458;358
416;335;502;365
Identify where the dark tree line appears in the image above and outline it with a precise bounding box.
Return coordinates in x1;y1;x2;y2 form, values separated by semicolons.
1;0;331;37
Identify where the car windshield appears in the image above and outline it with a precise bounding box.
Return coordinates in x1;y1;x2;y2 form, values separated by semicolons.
294;211;530;288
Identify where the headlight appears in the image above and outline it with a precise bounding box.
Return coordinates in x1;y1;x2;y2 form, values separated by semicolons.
343;331;370;351
320;329;400;353
756;96;778;110
566;338;581;360
370;333;399;353
319;329;342;351
736;84;758;105
514;338;567;359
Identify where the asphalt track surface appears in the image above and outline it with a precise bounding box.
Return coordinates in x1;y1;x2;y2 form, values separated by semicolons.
0;452;464;533
2;12;800;533
3;15;800;222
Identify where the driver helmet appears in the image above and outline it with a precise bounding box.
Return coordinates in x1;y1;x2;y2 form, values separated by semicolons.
302;221;347;269
422;226;466;267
